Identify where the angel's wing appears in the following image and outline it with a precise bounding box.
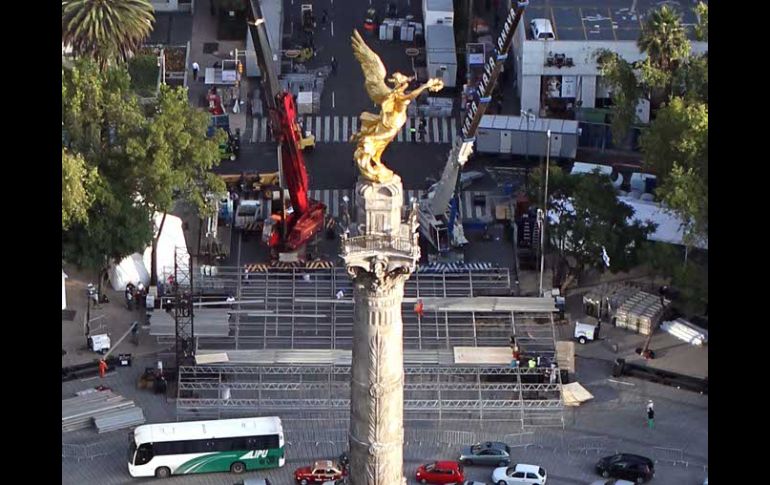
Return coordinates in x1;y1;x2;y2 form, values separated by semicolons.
351;30;390;105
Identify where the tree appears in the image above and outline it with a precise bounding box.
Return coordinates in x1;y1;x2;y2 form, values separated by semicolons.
640;97;708;185
531;168;655;292
62;0;155;68
637;6;690;73
62;148;99;230
63;59;154;271
128;84;226;283
62;58;225;283
595;49;643;144
694;2;708;42
658;164;708;251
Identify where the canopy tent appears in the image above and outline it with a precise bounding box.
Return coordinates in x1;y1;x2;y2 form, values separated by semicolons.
548;197;707;250
107;213;189;291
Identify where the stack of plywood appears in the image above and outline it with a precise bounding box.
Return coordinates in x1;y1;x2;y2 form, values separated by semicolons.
561;382;593;407
555;341;575;373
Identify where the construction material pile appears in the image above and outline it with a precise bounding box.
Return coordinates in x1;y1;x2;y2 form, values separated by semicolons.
94;408;146;433
614;291;667;336
661;318;708;346
62;390;145;433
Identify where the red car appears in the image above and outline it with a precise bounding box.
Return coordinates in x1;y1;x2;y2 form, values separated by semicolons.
415;461;465;484
294;460;345;484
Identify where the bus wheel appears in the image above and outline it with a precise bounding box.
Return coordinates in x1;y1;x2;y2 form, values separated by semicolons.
230;462;246;474
155;467;171;478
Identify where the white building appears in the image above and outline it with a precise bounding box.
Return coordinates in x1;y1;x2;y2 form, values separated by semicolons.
511;0;707;118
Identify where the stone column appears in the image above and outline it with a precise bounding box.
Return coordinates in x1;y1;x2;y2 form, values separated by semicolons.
341;175;420;485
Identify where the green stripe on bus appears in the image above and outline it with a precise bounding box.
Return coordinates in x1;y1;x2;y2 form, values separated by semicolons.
175;448;284;475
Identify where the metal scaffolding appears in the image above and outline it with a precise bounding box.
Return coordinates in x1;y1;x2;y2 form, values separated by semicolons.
168;267;563;428
173;249;195;368
176;364;564;428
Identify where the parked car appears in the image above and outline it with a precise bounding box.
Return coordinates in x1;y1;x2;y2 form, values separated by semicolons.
595;454;654;483
588;480;635;485
459;441;511;466
415;461;465;484
234;480;272;485
294;460;345;484
491;463;547;485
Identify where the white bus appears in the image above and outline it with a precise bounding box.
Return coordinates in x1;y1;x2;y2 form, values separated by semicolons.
128;417;285;478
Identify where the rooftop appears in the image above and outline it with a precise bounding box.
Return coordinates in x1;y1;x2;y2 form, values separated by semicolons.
523;0;706;42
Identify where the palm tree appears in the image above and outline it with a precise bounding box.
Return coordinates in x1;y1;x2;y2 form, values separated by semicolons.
637;5;690;72
62;0;155;69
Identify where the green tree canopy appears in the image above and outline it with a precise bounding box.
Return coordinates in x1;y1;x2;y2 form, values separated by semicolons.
62;0;155;68
694;2;708;41
62;58;225;272
595;49;643;143
62;148;99;230
640;97;708;184
637;5;690;72
530;168;655;290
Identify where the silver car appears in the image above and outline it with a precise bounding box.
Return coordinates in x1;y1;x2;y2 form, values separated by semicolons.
459;441;512;467
588;480;635;485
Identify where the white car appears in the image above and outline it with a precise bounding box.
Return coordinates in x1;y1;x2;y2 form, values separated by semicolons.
492;463;547;485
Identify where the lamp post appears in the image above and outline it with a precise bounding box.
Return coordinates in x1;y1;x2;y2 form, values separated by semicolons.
539;129;551;297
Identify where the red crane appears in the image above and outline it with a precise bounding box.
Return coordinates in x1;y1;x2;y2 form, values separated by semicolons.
247;1;325;253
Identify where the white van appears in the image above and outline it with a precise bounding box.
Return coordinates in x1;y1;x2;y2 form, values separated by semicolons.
530;19;555;40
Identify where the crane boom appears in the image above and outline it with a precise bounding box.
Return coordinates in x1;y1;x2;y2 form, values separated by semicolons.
246;0;325;251
421;1;528;250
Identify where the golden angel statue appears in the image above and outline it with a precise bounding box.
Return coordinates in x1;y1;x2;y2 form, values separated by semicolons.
350;30;444;183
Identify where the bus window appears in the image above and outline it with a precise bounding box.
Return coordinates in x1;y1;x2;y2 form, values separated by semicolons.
134;444;154;465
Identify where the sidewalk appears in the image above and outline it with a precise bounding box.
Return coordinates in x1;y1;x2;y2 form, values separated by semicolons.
186;0;249;139
62;265;167;369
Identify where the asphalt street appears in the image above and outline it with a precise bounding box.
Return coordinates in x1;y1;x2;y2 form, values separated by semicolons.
283;0;430;115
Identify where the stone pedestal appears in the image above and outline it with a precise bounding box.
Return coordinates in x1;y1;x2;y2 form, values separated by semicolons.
341;176;420;485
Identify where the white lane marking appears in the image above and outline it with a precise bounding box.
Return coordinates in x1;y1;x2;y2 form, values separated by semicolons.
432;118;440;143
342;116;349;142
331;21;334;37
332;189;339;216
260;117;267;142
333;116;340;142
450;118;457;143
464;191;472;220
397;120;404;141
315;116;322;142
441;118;449;143
324;116;331;142
332;91;335;109
252;119;258;143
352;117;358;135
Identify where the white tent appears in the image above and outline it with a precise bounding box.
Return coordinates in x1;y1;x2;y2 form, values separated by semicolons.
108;253;151;291
107;213;189;291
142;213;189;284
548;197;708;249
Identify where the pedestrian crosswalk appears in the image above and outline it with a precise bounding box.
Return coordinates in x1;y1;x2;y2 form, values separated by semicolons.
250;115;459;145
307;189;496;222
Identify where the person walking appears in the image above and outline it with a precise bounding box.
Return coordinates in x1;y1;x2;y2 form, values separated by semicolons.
321;9;328;25
331;56;338;76
646;400;655;428
192;61;200;81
